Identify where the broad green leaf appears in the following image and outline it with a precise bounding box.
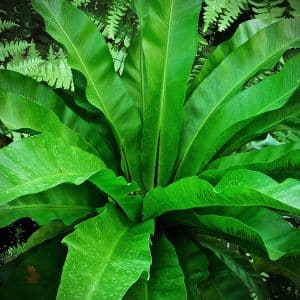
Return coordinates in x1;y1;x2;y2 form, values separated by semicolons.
143;170;300;219
198;254;252;300
32;0;142;183
221;88;300;155
0;182;103;227
176;18;300;179
0;70;117;169
171;235;209;299
125;233;187;300
201;142;300;184
148;233;187;299
0;237;67;300
90;169;142;221
141;0;202;189
188;19;275;97
200;239;268;299
183;53;300;172
165;206;300;260
0;88;96;154
0;133;105;205
57;204;154;300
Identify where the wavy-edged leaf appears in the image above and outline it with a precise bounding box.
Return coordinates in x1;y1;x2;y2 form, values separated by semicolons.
0;133;105;205
198;254;252;300
221;88;300;156
0;182;103;228
57;204;154;300
176;18;300;179
32;0;142;183
143;170;300;219
125;232;187;299
201;142;300;184
141;0;202;188
200;239;268;299
165;206;300;260
0;70;117;168
171;234;209;299
183;53;300;172
188;19;275;97
0;88;97;154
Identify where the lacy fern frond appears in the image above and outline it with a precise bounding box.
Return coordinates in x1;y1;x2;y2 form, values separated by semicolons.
0;19;17;33
102;0;131;39
71;0;91;7
203;0;248;32
288;0;300;17
249;0;286;19
0;40;30;61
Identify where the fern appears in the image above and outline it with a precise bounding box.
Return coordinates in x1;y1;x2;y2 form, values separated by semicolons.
288;0;300;17
249;0;286;19
203;0;248;32
0;19;16;33
71;0;91;7
0;40;30;61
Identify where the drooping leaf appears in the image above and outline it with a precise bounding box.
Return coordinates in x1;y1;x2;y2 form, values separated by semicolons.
176;18;300;179
141;0;202;189
143;170;300;219
57;204;154;300
0;70;118;169
198;253;252;300
32;0;142;183
253;255;300;287
125;232;187;300
0;133;105;205
0;237;67;300
199;238;268;299
201;142;300;184
171;234;209;299
220;88;300;156
0;182;103;228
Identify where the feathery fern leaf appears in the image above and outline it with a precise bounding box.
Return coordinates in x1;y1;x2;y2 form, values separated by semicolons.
249;0;286;19
0;40;30;61
71;0;91;7
0;19;16;33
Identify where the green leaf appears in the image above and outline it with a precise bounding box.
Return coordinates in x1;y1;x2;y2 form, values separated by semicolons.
184;52;300;172
188;19;275;97
0;70;117;168
0;133;105;205
220;88;300;156
0;88;97;154
57;204;154;300
0;237;67;300
90;169;142;221
176;18;300;179
253;255;300;286
125;233;187;300
199;239;268;299
141;0;202;189
198;254;252;300
0;182;103;227
171;234;209;299
32;0;142;183
143;169;300;219
202;142;300;184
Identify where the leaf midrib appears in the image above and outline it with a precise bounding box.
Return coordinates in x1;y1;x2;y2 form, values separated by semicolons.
42;2;123;145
